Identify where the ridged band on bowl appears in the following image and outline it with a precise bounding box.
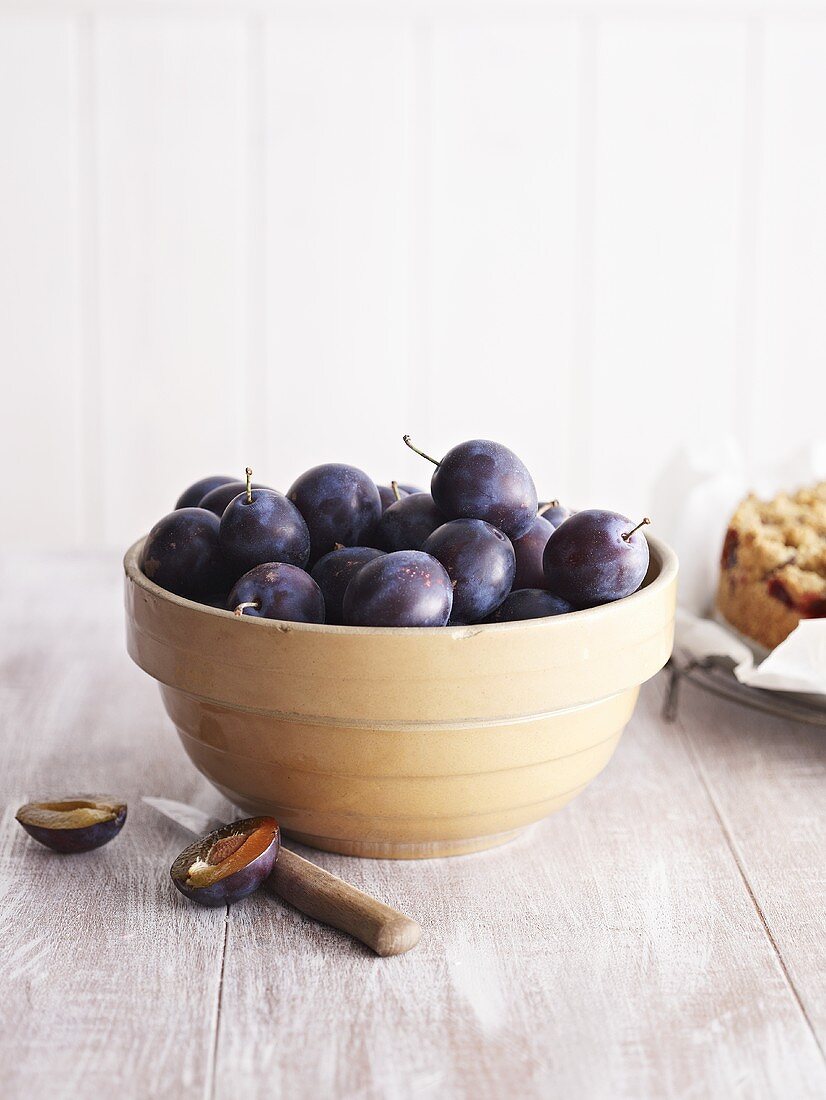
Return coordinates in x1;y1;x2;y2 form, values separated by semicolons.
124;536;678;858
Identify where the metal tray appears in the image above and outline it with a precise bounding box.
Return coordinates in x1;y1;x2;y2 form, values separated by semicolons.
664;655;826;729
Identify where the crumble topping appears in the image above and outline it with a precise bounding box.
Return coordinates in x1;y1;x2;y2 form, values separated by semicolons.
716;481;826;649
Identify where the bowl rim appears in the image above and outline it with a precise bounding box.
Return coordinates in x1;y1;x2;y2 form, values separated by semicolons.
124;534;678;638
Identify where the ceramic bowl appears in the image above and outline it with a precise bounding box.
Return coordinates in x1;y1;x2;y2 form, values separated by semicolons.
124;536;677;859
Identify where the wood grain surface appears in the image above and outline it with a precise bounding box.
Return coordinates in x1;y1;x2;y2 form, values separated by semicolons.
1;553;824;1099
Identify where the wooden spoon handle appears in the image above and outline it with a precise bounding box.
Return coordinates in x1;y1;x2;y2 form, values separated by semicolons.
265;846;421;957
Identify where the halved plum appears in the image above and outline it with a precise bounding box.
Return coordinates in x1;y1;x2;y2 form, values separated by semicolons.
16;796;127;853
170;817;280;907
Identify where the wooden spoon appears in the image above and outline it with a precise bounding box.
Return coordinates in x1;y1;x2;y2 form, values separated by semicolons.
269;846;421;956
143;797;421;957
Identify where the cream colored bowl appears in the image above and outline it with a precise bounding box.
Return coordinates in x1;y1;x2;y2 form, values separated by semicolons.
124;537;677;859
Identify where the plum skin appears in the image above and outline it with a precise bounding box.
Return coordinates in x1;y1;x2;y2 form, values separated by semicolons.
170;818;280;907
539;501;574;527
140;508;226;600
363;485;409;547
18;814;125;853
512;514;555;590
199;480;267;517
288;464;382;563
372;493;445;552
176;475;235;510
219;489;311;574
377;484;408;512
542;509;650;608
342;550;453;627
430;439;538;540
485;588;574;623
228;563;325;622
310;546;385;625
422;519;515;625
15;798;127;853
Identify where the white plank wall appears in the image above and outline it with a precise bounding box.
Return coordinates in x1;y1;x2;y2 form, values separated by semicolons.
96;17;249;544
0;18;83;545
754;20;826;470
265;18;410;485
0;2;825;550
591;19;747;519
429;19;580;504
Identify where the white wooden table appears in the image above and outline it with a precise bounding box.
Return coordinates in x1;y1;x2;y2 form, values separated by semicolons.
2;553;824;1099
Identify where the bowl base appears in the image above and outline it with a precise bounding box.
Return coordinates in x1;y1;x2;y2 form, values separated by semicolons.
282;826;528;860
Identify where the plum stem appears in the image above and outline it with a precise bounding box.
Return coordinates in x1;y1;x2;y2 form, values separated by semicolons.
403;434;440;467
245;467;253;503
538;500;560;517
622;517;651;541
234;601;260;617
391;480;402;502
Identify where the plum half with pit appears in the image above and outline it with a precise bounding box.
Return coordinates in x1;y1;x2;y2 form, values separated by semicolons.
543;510;651;608
16;796;127;853
228;562;325;622
288;463;382;563
311;546;385;625
422;519;515;624
171;817;280;907
343;550;453;627
140;508;226;600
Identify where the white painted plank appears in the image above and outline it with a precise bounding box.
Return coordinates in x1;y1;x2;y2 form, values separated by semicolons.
214;678;826;1099
264;18;410;491
6;1;826;15
96;16;249;544
3;553;826;1097
676;678;826;1044
590;20;747;522
428;19;580;506
752;21;826;470
0;17;83;547
0;552;231;1098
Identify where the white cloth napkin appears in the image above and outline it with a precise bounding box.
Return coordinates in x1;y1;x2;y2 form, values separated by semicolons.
665;440;826;695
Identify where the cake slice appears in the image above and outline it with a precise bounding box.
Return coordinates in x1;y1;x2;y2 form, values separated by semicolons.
716;481;826;650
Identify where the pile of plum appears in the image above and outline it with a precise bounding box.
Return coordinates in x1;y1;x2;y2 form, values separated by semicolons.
139;436;651;627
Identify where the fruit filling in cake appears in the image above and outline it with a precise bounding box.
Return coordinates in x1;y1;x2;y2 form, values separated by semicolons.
716;481;826;650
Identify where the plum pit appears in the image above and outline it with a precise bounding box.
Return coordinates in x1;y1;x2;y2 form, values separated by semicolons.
171;816;279;907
